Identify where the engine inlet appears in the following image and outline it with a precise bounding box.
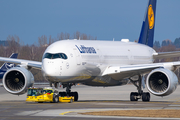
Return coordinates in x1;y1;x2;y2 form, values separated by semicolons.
149;72;168;93
5;71;25;91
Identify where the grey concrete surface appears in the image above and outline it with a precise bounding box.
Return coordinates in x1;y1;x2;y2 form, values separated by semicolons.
0;84;180;120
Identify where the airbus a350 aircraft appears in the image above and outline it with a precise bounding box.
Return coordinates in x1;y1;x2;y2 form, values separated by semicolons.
0;0;180;102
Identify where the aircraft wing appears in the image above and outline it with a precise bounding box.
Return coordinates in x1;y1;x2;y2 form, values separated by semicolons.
153;51;180;59
0;82;49;87
102;62;180;80
0;57;42;69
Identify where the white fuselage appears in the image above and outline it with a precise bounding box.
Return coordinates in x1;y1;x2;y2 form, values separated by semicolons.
42;40;156;86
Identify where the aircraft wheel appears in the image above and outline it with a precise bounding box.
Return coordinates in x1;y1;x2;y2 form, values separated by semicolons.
54;82;59;88
142;92;150;102
53;95;59;103
72;92;78;101
59;92;62;97
130;92;138;101
49;82;53;87
59;92;66;97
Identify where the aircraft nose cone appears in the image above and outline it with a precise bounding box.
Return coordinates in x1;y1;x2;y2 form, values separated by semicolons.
43;66;53;76
42;61;57;76
43;65;52;76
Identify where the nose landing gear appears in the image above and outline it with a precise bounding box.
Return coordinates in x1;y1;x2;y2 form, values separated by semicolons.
59;83;79;101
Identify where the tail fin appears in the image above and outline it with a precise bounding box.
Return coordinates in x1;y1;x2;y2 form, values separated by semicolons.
138;0;157;47
0;53;18;70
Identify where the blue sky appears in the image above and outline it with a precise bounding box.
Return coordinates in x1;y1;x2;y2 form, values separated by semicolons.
0;0;180;45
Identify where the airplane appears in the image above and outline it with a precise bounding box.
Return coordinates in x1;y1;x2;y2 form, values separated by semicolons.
0;0;180;102
0;53;18;79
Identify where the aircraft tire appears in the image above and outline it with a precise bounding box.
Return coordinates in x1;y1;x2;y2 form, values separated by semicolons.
59;92;66;97
130;92;138;101
60;92;67;97
53;95;59;103
142;92;150;102
59;92;62;97
73;92;78;101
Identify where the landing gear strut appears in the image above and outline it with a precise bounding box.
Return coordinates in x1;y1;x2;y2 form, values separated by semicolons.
59;83;79;101
129;75;150;102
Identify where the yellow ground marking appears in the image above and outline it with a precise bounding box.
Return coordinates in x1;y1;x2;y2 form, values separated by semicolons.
59;109;107;116
59;111;72;115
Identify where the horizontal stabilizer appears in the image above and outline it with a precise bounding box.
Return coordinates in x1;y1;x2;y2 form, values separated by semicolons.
0;53;18;70
153;51;180;59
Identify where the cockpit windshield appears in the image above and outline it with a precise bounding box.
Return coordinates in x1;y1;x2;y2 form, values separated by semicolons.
43;53;68;60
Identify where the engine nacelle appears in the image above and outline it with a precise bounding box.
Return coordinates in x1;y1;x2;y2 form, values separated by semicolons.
3;67;34;95
146;68;178;96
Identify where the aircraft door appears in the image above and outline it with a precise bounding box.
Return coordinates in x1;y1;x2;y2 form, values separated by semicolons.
97;48;104;64
127;48;134;65
73;48;81;65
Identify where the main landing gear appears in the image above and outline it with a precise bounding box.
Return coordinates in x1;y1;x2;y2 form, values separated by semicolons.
59;83;79;101
129;75;150;102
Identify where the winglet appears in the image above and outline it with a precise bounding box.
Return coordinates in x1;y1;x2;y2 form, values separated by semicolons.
138;0;157;48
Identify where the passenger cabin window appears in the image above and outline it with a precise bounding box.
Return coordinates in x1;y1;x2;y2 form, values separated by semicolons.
43;53;68;60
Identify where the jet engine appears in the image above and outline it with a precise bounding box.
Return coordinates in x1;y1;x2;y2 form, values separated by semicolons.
146;68;178;96
3;67;34;95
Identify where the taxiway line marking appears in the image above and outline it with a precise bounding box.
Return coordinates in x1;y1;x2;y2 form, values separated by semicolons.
59;109;107;116
59;111;72;115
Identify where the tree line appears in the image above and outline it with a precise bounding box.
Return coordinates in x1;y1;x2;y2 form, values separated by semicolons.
154;37;180;48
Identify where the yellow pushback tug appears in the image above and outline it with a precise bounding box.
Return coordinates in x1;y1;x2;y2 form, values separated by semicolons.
26;87;74;103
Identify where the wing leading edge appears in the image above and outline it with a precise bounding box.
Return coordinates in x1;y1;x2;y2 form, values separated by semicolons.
0;57;42;69
102;62;180;80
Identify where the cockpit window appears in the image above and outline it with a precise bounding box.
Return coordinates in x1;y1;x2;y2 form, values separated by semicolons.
60;53;68;59
43;53;68;60
52;54;60;59
44;53;53;59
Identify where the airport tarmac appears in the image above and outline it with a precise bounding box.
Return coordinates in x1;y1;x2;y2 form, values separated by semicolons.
0;84;180;120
